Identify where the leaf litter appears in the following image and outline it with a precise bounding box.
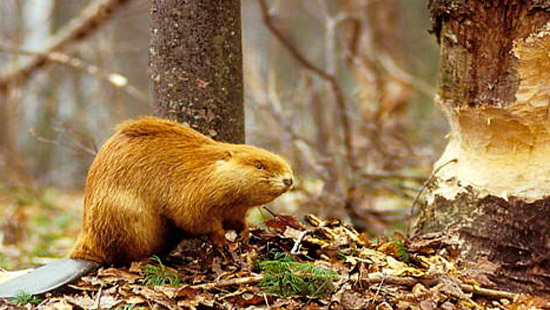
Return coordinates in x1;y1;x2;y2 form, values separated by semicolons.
1;213;550;310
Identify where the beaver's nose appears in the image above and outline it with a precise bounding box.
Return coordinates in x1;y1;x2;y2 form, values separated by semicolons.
283;178;293;187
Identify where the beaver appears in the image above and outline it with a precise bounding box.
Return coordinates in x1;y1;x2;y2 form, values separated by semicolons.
0;116;293;297
70;116;293;264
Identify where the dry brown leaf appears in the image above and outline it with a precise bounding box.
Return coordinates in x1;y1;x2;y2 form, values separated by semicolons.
124;295;147;305
63;295;96;309
377;301;394;310
98;267;141;284
340;291;370;310
39;298;74;310
419;298;437;310
175;287;201;299
264;214;301;231
225;293;264;308
132;285;181;310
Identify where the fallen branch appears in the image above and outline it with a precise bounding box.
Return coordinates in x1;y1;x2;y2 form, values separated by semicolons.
352;274;520;300
190;276;263;290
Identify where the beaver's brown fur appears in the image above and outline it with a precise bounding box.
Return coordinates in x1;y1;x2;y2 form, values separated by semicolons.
69;117;293;265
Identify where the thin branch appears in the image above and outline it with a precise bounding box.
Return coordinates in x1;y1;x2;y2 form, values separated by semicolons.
290;230;310;255
407;159;459;236
352;274;520;300
0;0;133;89
0;45;149;104
190;275;263;290
358;170;427;183
28;125;98;157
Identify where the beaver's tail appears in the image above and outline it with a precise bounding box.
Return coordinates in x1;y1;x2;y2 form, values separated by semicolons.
0;259;99;298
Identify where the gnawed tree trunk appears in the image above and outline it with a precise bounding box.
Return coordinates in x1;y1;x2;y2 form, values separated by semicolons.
414;1;550;295
150;0;244;143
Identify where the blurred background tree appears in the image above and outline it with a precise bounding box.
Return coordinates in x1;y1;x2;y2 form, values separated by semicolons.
0;0;444;268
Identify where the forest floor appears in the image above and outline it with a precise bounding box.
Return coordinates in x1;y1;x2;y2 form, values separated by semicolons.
0;187;82;270
1;210;549;310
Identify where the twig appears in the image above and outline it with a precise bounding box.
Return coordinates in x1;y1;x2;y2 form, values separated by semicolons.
290;230;310;255
301;276;332;310
262;206;303;230
353;274;520;300
190;275;263;290
358;170;427;183
29;129;96;157
372;275;385;304
28;123;98;156
461;284;519;300
92;284;103;309
406;158;459;236
0;45;149;103
54;124;100;155
0;0;133;88
263;293;271;309
245;56;330;181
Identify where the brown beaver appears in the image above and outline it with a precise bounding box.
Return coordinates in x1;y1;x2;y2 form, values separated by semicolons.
0;117;293;297
69;116;293;264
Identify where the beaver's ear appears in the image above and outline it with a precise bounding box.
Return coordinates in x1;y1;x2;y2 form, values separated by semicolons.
220;150;233;161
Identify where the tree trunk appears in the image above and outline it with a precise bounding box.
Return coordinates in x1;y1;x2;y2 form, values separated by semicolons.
150;0;244;143
414;0;550;295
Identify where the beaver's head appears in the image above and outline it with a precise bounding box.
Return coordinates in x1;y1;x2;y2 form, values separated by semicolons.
214;144;293;206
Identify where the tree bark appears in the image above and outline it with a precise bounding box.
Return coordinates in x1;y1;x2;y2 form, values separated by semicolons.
150;0;244;143
414;0;550;295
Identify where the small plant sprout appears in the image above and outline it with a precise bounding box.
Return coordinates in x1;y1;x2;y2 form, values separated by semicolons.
10;291;42;306
141;255;180;286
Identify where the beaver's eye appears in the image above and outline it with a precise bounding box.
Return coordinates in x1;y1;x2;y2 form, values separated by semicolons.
255;164;265;170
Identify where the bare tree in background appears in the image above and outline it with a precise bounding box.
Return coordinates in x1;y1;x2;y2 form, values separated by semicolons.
150;0;244;143
414;0;550;295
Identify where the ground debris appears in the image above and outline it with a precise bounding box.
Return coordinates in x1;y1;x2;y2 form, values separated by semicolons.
2;213;549;310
